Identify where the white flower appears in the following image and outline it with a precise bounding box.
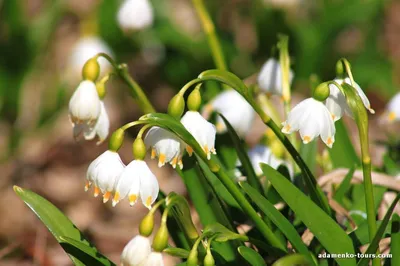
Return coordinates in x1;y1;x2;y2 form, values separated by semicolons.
74;101;110;144
121;235;152;266
141;252;164;266
257;58;294;96
385;92;400;122
117;0;153;31
86;150;125;203
69;80;101;135
67;36;112;80
326;78;375;121
180;111;216;160
248;145;290;176
112;160;159;208
282;98;336;148
204;90;255;137
144;127;185;169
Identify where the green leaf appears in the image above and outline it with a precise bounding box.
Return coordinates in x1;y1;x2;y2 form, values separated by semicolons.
272;254;313;266
334;166;356;205
60;237;115;266
260;164;356;266
357;193;400;266
164;247;190;258
391;214;400;266
329;121;360;168
238;246;266;266
218;113;263;195
13;186;113;266
203;223;248;242
348;221;391;249
299;139;318;174
240;183;314;264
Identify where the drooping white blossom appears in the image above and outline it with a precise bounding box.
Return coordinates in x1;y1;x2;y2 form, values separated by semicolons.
257;58;294;96
248;145;290;176
67;36;112;80
112;160;159;209
204;90;255;137
117;0;154;31
384;92;400;122
75;101;109;144
180;111;216;160
282;98;336;148
86;150;125;203
69;80;101;137
142;252;164;266
144;126;185;169
120;235;152;266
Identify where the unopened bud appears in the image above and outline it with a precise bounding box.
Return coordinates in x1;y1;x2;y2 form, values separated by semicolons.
109;129;125;152
187;88;201;111
139;213;154;237
204;250;215;266
312;82;330;102
168;94;185;119
133;137;146;160
96;81;106;99
152;223;169;252
187;249;198;266
82;58;100;81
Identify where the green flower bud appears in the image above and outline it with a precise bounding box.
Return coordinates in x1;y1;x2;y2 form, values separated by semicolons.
139;213;154;237
108;129;125;152
312;82;330;102
82;58;100;81
168;94;185;119
187;89;202;111
152;223;169;252
204;250;215;266
96;81;106;99
186;249;198;266
133;138;147;160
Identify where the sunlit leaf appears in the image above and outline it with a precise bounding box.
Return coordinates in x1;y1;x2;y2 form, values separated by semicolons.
238;246;266;266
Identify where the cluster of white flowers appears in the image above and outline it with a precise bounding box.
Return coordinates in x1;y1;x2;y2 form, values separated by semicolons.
121;235;164;266
86;150;159;209
69;79;110;145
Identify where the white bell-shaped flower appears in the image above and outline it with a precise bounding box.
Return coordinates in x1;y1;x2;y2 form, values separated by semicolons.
112;160;159;209
86;150;125;203
144;126;185;169
248;145;289;176
121;235;152;266
326;78;375;121
257;58;294;96
67;36;112;80
180;111;216;160
282;98;336;148
74;101;110;144
69;80;101;134
142;252;164;266
205;90;255;137
117;0;154;31
385;92;400;122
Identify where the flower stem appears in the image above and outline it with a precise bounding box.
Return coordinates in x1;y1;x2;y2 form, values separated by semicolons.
96;53;156;114
191;0;227;71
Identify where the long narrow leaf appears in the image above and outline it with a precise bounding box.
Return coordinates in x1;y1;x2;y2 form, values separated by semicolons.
357;193;400;266
219;113;263;195
238;246;266;266
260;164;356;266
391;214;400;265
240;183;314;264
334;166;356;205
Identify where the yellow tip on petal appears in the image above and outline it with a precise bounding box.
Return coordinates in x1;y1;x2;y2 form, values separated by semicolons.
171;157;178;168
211;147;216;154
303;136;311;144
326;137;334;148
93;186;100;197
331;114;336;121
368;107;375;114
158;153;166;167
146;196;152;208
129;194;138;206
84;181;91;192
112;192;120;207
203;145;211;160
103;191;112;203
178;159;183;170
151;148;156;159
186;146;193;156
216;123;225;132
282;124;291;133
389;111;396;122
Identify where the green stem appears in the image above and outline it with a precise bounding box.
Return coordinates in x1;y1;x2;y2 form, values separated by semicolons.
96;53;156;114
191;0;227;71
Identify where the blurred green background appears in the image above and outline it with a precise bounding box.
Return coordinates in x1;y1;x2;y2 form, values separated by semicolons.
0;0;399;265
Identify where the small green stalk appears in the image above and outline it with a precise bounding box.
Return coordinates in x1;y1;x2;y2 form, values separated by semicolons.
192;0;227;71
96;53;155;114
